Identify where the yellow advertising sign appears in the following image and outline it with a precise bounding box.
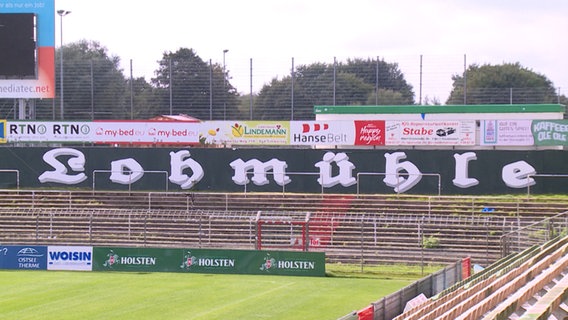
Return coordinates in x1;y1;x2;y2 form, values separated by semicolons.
200;121;290;146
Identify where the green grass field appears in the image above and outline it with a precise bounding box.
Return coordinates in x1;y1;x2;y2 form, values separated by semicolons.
0;264;440;320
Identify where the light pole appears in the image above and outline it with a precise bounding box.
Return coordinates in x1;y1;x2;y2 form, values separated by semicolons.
57;10;71;120
223;49;228;120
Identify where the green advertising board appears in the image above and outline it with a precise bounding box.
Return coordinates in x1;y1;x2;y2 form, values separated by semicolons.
532;120;568;146
93;247;325;277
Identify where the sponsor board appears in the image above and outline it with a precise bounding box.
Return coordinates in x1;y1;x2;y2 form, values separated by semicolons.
7;121;201;144
93;247;325;276
532;120;568;146
289;120;385;146
7;119;568;147
199;121;290;145
481;120;533;146
7;121;92;142
0;120;5;143
0;245;47;270
92;121;200;144
289;121;352;146
354;120;385;145
47;246;92;271
386;120;476;146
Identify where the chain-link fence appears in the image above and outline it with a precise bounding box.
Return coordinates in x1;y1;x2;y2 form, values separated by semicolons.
1;54;565;121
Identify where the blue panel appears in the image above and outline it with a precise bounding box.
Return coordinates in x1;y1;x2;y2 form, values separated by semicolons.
0;245;48;270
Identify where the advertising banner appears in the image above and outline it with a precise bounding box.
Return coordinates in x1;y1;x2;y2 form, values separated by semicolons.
290;121;352;146
93;247;183;273
0;245;47;270
6;121;201;144
93;247;325;276
200;121;289;145
385;120;476;146
92;121;200;144
0;0;55;99
11;119;568;147
0;120;5;143
289;120;386;146
531;120;568;146
354;120;385;146
7;121;92;142
480;120;533;146
47;246;92;271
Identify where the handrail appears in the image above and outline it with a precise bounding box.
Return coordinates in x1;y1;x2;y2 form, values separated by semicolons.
356;172;441;196
0;169;20;189
92;170;169;192
499;210;568;256
243;171;324;194
526;174;568;197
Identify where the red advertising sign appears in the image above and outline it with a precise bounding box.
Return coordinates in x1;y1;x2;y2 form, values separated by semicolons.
354;120;385;145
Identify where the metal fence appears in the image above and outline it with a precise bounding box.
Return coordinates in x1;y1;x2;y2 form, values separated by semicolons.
500;210;568;256
1;53;565;121
338;260;463;320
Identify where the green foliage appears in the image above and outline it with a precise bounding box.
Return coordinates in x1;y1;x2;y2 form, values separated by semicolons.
36;40;128;120
326;263;442;279
254;57;415;120
446;62;558;105
422;235;441;248
152;48;239;120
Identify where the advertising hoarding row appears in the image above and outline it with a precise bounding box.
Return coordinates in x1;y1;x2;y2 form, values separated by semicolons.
480;120;568;147
4;119;568;147
3;119;477;146
0;245;326;276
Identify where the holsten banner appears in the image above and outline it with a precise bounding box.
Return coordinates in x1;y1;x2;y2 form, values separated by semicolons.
92;247;326;276
0;245;325;276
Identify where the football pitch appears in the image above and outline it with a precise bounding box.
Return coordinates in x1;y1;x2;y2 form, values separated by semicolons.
0;264;439;320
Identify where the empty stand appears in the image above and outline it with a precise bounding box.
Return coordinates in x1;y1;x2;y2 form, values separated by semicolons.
1;190;568;266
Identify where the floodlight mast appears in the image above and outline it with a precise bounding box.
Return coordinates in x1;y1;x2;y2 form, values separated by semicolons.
57;10;71;120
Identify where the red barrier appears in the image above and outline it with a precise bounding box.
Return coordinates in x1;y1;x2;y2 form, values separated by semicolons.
462;256;472;279
357;305;374;320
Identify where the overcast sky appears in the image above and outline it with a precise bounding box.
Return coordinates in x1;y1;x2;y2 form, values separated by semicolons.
54;0;568;103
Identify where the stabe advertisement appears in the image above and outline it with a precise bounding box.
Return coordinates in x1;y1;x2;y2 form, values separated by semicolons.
386;120;476;146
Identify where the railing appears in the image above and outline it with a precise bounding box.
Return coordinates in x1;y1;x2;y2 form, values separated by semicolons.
356;172;442;196
500;210;568;256
2;190;568;264
0;169;19;189
526;174;568;196
92;170;170;192
243;171;324;194
339;260;464;320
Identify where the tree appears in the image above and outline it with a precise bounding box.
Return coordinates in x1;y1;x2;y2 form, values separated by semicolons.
35;40;128;120
340;58;414;104
253;58;414;120
446;62;558;105
126;77;162;119
152;48;239;120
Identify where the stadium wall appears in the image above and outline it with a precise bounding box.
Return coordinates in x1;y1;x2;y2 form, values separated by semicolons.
1;147;568;195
